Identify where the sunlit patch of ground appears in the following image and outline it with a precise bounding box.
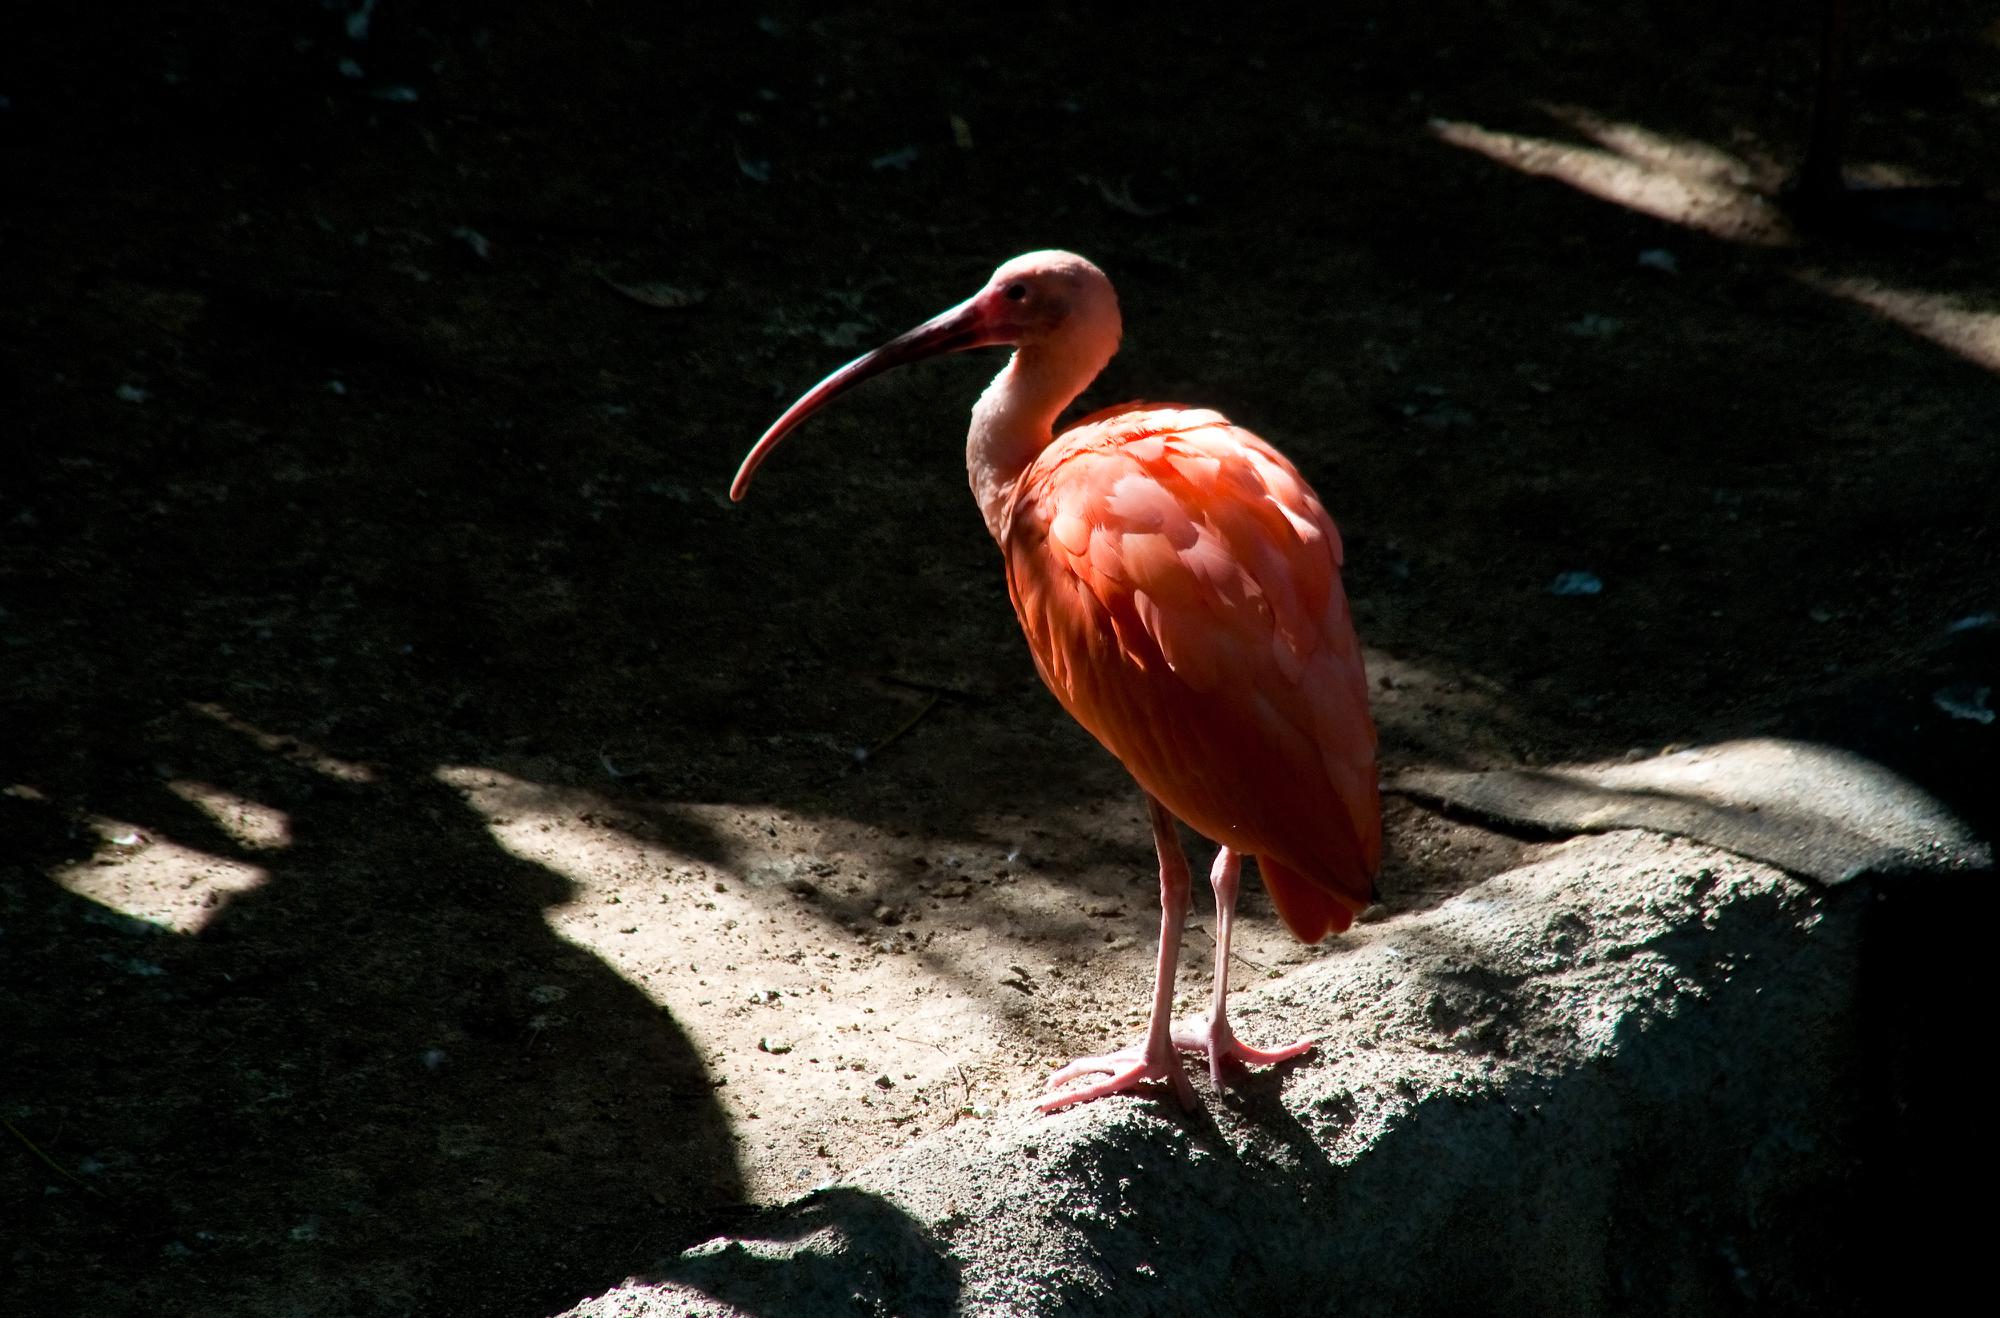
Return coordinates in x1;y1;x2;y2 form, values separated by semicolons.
1431;106;1793;246
165;778;292;850
188;701;375;784
431;763;1368;1196
1806;276;2000;374
51;813;270;936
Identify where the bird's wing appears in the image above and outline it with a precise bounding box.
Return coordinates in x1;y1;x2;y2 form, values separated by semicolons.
1005;404;1379;935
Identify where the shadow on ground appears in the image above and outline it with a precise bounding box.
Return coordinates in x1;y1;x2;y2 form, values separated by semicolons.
4;1;1995;1314
2;718;741;1316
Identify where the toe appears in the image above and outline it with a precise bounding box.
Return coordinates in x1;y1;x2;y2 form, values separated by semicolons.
1038;1047;1194;1112
1225;1036;1314;1067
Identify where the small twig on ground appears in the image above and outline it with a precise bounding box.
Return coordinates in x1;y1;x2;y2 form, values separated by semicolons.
5;1118;105;1198
894;1035;977;1127
948;1059;973;1116
598;747;659;782
1187;920;1274;975
879;674;980;701
861;692;941;762
1230;946;1274;974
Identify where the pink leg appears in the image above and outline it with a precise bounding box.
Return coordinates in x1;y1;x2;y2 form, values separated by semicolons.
1171;848;1313;1087
1039;795;1198;1112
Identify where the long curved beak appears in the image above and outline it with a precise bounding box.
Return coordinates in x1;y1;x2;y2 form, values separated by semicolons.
731;294;1014;501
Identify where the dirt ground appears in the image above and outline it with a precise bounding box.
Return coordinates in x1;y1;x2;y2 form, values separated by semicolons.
4;2;1997;1315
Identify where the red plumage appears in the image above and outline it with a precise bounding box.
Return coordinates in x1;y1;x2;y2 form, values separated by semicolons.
1003;404;1379;942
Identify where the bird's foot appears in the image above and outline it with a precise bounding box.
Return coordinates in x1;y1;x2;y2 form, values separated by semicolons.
1038;1044;1197;1113
1171;1019;1314;1089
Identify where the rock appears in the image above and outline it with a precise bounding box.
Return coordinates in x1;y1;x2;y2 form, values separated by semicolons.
1393;737;1992;884
562;829;1985;1316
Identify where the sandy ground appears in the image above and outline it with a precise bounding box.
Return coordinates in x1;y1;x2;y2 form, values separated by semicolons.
5;2;1997;1314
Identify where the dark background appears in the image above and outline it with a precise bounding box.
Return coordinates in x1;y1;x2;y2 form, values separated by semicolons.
4;2;1996;1314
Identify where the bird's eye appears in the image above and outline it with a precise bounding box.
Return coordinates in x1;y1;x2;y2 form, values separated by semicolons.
1004;282;1029;302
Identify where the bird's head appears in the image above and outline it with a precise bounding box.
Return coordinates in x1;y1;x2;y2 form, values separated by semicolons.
979;250;1120;351
730;250;1121;501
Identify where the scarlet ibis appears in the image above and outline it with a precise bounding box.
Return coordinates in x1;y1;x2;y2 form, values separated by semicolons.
733;252;1380;1110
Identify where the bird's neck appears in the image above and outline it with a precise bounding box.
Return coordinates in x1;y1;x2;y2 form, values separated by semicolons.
966;343;1108;542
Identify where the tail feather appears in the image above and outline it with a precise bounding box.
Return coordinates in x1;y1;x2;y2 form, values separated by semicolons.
1258;855;1370;944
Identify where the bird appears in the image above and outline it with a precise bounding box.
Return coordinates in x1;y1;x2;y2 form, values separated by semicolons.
732;251;1380;1111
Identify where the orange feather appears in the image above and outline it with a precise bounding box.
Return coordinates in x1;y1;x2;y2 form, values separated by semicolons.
1004;403;1380;942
